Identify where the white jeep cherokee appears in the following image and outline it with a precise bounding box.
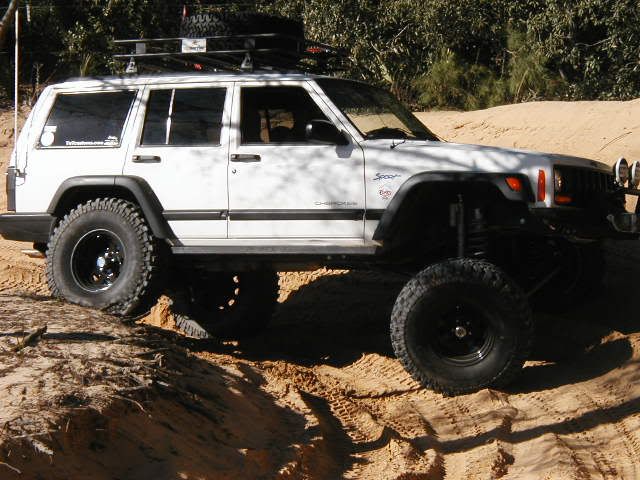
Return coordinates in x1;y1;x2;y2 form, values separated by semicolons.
2;70;638;395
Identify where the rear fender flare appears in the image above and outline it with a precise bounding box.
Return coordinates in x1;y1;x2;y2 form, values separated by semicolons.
47;176;174;239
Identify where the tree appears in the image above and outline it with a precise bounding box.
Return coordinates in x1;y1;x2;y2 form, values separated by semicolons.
0;0;19;49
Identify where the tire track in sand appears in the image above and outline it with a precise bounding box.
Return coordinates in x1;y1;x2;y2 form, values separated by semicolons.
262;356;442;479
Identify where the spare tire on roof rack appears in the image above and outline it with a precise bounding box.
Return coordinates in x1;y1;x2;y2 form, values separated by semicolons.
180;12;304;67
112;12;347;74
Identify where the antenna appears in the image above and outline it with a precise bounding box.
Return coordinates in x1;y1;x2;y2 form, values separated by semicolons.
14;1;19;149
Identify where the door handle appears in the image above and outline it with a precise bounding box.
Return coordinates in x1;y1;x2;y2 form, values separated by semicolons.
132;155;161;163
230;154;261;162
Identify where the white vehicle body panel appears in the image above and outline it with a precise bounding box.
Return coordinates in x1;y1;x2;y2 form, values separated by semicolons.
227;80;365;239
9;72;616;250
359;140;612;240
15;85;142;212
123;82;233;239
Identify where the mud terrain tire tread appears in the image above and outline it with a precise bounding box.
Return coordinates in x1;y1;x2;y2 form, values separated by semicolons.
180;12;304;39
391;258;533;396
46;198;163;317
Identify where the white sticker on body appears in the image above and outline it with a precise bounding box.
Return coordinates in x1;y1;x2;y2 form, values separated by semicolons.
40;131;55;147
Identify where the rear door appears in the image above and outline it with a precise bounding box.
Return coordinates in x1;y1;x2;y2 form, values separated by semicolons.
124;83;232;241
227;81;365;238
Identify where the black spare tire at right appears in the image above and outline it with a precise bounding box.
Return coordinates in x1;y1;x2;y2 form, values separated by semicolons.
390;258;533;395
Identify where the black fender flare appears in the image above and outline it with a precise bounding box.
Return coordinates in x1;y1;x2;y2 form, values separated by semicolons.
372;171;534;240
47;175;175;239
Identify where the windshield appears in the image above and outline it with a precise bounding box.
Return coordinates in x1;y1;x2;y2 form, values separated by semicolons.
316;78;439;141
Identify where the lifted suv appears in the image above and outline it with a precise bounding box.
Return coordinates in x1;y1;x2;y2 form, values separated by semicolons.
2;34;639;395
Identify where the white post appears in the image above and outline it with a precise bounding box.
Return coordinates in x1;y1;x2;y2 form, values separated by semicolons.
14;1;19;148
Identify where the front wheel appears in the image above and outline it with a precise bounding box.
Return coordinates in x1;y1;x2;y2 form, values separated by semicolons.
390;258;533;395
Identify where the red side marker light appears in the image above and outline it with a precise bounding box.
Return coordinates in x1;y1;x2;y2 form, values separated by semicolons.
555;194;572;205
537;169;546;201
505;177;523;192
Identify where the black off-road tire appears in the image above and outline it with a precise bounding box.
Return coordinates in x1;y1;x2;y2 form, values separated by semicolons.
180;12;304;67
531;240;604;311
391;258;533;395
173;270;279;340
46;198;164;317
180;12;304;39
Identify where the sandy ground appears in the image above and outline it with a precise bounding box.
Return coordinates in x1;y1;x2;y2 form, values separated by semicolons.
1;103;640;479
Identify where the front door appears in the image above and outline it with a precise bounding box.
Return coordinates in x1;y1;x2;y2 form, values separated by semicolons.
227;82;365;238
124;83;232;241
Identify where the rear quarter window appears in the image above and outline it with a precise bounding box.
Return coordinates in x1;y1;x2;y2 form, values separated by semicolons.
40;91;136;148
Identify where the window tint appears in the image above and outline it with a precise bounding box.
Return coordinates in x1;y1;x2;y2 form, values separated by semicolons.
141;88;226;146
40;91;135;148
240;86;329;144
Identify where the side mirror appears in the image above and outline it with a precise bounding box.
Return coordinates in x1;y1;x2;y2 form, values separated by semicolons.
305;119;350;146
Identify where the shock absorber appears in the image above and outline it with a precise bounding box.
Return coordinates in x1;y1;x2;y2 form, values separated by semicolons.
467;208;489;258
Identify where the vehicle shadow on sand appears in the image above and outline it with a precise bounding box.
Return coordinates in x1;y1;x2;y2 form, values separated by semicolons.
239;271;407;367
235;267;639;394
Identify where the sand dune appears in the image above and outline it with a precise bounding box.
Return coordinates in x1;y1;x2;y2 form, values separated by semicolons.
1;103;640;479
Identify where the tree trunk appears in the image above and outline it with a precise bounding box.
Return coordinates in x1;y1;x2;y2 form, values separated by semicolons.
0;0;19;49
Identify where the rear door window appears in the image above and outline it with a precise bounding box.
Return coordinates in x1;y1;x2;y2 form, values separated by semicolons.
141;87;227;146
40;91;136;148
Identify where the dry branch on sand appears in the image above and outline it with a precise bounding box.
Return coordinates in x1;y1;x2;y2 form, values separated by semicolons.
11;325;47;352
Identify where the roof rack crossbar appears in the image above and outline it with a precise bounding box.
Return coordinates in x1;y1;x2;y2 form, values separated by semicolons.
112;32;348;74
113;33;343;55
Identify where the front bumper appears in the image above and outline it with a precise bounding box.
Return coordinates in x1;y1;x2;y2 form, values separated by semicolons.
0;213;55;243
529;207;640;239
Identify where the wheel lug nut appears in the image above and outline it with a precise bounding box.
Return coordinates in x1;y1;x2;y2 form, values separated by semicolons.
454;326;467;338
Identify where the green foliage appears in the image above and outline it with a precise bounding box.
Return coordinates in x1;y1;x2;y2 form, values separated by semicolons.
413;49;508;110
263;0;640;108
1;0;640;109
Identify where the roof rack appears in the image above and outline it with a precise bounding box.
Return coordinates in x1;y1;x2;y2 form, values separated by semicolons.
113;34;348;74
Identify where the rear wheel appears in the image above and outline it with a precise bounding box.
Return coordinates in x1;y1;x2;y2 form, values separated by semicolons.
391;258;533;395
173;270;279;339
46;198;164;316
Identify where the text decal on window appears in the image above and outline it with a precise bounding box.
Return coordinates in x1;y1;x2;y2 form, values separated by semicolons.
41;91;136;148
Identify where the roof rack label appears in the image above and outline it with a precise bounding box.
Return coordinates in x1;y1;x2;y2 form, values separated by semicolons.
181;38;207;53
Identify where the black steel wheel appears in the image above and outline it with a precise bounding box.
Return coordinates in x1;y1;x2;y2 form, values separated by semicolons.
173;270;279;339
391;258;533;395
70;229;125;292
46;198;164;316
426;301;497;367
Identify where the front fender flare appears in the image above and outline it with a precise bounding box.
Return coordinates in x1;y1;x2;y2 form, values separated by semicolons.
372;171;534;240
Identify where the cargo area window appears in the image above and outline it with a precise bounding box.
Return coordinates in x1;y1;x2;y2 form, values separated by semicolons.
141;88;226;146
40;91;136;148
240;86;329;144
